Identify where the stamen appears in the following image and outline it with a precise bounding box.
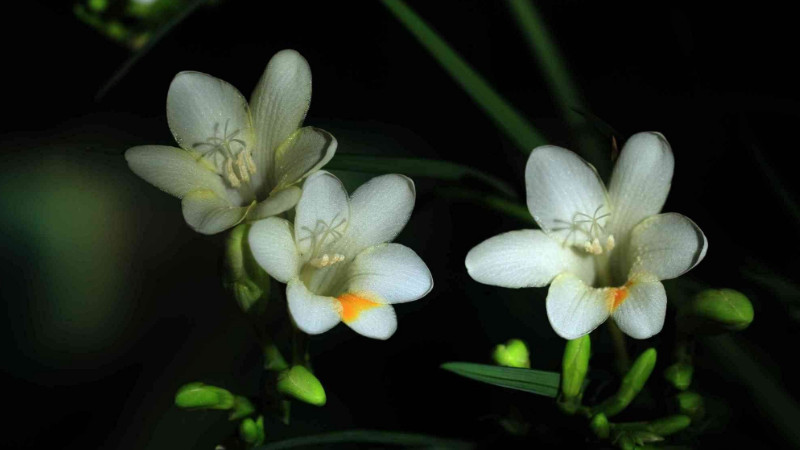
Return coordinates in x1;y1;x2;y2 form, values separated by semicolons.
583;238;603;255
605;235;615;252
309;253;346;268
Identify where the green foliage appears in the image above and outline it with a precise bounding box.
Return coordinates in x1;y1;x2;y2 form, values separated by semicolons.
441;362;560;397
257;430;475;449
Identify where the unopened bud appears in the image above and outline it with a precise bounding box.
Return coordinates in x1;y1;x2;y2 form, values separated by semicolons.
648;415;691;436
225;223;270;313
276;366;326;406
228;396;255;421
492;339;530;368
664;362;693;391
676;391;705;419
174;382;234;410
239;415;265;445
681;289;754;334
561;335;591;399
595;348;656;417
590;413;610;439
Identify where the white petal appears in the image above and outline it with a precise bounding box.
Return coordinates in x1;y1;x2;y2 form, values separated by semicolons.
167;71;254;154
181;189;251;234
248;217;301;283
294;171;350;258
339;295;398;340
612;280;667;339
287;278;341;335
345;243;433;304
608;132;674;238
125;145;229;199
627;213;707;281
546;273;611;339
272;127;337;190
525;146;609;247
249;186;302;220
465;230;594;288
250;49;312;179
344;174;416;254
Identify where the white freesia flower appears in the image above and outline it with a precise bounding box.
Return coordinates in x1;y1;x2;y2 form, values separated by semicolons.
248;171;433;340
125;50;337;234
466;132;707;340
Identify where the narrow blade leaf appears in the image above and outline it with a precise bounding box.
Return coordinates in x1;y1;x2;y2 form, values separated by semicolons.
441;362;560;397
381;0;547;153
258;430;475;449
328;154;518;198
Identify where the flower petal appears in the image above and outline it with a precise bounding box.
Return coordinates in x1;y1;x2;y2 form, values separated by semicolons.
248;217;301;283
466;230;594;288
345;243;433;304
338;294;398;340
287;278;341;335
166;71;254;154
607;132;674;238
344;174;416;254
627;213;707;281
249;186;302;220
612;280;667;339
250;49;312;180
294;171;350;258
181;189;251;235
272;127;337;190
525;146;609;248
546;273;611;339
125;145;229;199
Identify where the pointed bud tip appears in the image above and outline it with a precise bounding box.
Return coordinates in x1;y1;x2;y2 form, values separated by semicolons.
492;339;530;368
174;382;235;410
277;366;327;406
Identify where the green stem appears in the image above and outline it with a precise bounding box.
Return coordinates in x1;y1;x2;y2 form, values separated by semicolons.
608;321;630;374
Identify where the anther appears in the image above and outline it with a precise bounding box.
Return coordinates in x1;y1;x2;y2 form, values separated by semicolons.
309;253;346;268
605;235;616;252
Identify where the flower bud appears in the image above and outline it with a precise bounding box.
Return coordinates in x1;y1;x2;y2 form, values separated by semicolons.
561;335;591;399
492;339;530;368
676;391;705;419
595;348;656;417
228;396;256;421
681;289;754;334
174;382;235;410
225;224;271;313
239;415;265;445
590;413;610;439
276;366;326;406
648;415;691;436
664;362;693;391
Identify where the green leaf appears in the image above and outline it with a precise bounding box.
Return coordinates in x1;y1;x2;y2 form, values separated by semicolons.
381;0;547;153
328;154;518;198
441;362;560;397
258;430;475;449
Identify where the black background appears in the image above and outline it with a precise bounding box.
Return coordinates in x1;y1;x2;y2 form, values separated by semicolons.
3;1;799;448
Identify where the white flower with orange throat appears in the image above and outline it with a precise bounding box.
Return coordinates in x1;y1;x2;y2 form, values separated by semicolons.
248;171;433;339
466;132;707;339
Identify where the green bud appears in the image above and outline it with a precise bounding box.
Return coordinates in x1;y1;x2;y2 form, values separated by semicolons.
225;224;271;313
263;343;289;372
595;348;657;417
561;335;591;399
174;382;235;410
676;391;705;419
681;289;754;334
664;362;693;390
648;415;691;436
239;415;265;445
228;396;256;421
276;366;326;406
590;413;610;439
492;339;530;368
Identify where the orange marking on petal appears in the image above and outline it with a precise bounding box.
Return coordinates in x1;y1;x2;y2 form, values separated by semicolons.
337;293;380;323
607;281;633;312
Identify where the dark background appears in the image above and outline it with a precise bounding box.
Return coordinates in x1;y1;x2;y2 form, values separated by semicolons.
2;1;799;448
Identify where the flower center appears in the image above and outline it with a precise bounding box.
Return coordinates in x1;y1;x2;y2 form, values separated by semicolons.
562;205;615;255
297;214;349;295
193;120;256;188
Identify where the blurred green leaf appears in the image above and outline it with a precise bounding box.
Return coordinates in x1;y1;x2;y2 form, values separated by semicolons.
258;430;475;449
381;0;547;153
437;187;534;225
329;153;518;198
441;362;560;397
